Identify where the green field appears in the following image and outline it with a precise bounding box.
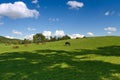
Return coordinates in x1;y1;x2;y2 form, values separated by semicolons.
0;36;120;80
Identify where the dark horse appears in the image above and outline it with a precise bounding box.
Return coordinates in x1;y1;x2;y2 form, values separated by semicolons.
65;42;71;46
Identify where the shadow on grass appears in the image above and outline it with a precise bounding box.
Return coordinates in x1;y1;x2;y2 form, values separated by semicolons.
0;46;120;80
75;45;120;56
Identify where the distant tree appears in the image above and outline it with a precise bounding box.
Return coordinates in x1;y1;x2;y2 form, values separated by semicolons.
33;33;46;44
50;36;57;41
83;36;86;38
57;37;62;40
22;39;32;44
61;35;71;40
76;37;80;39
49;35;71;41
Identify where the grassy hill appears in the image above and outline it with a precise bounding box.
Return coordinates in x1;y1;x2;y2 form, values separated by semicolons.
0;36;22;44
0;36;120;80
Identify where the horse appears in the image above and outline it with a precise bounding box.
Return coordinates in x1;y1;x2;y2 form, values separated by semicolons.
65;42;71;46
13;46;19;49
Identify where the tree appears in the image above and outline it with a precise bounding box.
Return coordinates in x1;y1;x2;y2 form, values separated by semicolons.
49;35;71;42
50;36;58;41
33;33;46;44
22;39;32;44
61;35;71;40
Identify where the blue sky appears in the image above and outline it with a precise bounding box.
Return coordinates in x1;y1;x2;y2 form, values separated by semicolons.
0;0;120;39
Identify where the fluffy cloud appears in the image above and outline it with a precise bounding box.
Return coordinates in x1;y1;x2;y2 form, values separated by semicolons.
104;27;117;32
87;32;94;36
48;18;59;22
105;11;110;16
107;32;112;35
5;36;14;39
69;34;84;39
54;30;65;37
42;31;52;39
27;27;36;31
104;27;117;34
67;1;84;9
24;34;34;40
32;0;38;4
0;1;39;19
12;30;23;35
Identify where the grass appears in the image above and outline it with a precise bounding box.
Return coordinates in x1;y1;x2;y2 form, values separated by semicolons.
0;36;120;80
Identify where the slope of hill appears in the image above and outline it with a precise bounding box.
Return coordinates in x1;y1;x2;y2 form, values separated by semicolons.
0;36;22;43
0;36;120;80
47;36;120;50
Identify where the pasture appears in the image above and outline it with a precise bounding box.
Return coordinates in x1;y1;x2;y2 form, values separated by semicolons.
0;36;120;80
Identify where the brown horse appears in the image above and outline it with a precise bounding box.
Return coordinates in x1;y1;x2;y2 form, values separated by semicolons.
13;46;19;49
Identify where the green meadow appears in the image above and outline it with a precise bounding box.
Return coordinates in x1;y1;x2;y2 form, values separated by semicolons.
0;36;120;80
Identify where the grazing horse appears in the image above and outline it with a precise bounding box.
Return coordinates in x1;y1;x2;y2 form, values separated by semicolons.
13;46;19;49
65;42;71;46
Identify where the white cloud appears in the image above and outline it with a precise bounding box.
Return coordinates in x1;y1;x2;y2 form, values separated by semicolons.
12;30;23;35
0;22;4;26
24;34;34;40
107;31;112;35
105;11;117;16
48;18;59;22
0;1;39;19
32;0;38;4
67;1;84;9
5;36;14;39
87;32;94;36
54;30;65;37
105;11;110;16
104;27;117;32
27;27;36;31
104;27;117;34
42;31;52;39
69;34;84;39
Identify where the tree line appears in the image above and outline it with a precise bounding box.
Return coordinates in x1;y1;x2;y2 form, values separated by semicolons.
32;33;71;44
0;33;71;45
